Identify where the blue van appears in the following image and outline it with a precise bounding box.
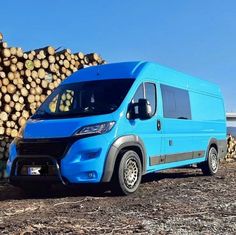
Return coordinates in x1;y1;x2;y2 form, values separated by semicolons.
7;61;227;195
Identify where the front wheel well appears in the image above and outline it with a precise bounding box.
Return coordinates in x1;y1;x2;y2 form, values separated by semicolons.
112;146;144;178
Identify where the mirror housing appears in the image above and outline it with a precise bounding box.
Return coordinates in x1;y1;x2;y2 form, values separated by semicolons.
138;99;152;120
127;98;152;120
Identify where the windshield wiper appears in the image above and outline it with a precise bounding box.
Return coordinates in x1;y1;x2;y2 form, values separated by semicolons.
32;109;109;120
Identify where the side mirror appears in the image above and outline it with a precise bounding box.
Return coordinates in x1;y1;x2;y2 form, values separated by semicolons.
138;98;152;120
127;98;152;120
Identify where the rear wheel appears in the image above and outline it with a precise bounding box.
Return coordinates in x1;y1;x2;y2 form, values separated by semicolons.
111;150;142;195
200;146;219;176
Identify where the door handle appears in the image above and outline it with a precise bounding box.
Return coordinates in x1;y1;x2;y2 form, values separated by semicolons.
157;120;161;131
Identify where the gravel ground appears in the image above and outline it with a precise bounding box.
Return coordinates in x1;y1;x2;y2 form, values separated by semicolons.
0;162;235;235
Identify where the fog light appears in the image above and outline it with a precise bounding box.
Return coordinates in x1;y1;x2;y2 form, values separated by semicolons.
88;171;96;178
87;152;99;158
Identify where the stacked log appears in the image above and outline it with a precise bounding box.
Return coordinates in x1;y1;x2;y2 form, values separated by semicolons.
0;137;10;179
0;32;104;179
225;135;236;162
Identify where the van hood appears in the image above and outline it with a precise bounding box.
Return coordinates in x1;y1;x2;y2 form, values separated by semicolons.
23;114;115;139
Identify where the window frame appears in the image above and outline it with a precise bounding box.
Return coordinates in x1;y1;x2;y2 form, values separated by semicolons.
129;81;157;119
144;82;157;117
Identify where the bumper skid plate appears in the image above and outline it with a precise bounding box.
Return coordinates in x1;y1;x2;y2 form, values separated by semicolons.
10;155;66;185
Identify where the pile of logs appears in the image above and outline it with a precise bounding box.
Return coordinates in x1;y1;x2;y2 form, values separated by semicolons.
225;135;236;162
0;32;104;179
0;137;10;178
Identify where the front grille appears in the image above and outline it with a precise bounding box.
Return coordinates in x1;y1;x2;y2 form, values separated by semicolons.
16;137;76;158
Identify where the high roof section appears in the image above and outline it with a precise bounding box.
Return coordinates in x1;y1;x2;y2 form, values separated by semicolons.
63;61;221;97
62;61;144;84
139;62;221;97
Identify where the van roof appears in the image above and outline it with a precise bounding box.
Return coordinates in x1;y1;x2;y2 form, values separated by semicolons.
62;61;145;83
62;61;221;96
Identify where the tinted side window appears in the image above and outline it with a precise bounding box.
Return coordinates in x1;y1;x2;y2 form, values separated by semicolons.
132;84;144;103
161;84;191;120
145;83;156;116
132;84;144;115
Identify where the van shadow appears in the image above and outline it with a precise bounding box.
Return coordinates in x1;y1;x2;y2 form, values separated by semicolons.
0;168;203;201
142;169;202;184
0;183;111;201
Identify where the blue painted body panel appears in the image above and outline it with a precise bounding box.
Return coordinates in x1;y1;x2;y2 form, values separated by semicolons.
7;61;227;183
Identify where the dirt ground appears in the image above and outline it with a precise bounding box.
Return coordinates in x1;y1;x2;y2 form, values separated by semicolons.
0;162;235;235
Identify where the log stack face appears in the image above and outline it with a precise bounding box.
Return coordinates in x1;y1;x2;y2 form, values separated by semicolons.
0;33;104;178
226;135;236;162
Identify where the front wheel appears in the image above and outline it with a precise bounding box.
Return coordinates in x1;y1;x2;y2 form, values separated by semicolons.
200;147;219;176
111;150;142;195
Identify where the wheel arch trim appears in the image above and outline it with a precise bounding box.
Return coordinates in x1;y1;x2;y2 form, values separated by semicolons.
207;138;227;160
101;135;147;182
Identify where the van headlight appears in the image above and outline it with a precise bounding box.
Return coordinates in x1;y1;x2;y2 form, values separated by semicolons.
74;121;115;136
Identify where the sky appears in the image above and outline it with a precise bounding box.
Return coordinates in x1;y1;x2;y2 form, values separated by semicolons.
0;0;236;112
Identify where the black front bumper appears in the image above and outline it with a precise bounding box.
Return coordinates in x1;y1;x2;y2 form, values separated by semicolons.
9;155;66;185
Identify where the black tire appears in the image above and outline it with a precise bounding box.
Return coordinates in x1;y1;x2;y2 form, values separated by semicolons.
111;150;142;195
200;146;219;176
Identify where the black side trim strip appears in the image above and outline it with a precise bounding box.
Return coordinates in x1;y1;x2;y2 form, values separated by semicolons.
149;150;205;166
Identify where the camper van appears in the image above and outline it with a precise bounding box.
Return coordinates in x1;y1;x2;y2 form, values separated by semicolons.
7;62;227;195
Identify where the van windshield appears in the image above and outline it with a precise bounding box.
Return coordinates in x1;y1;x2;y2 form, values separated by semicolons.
31;79;134;119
